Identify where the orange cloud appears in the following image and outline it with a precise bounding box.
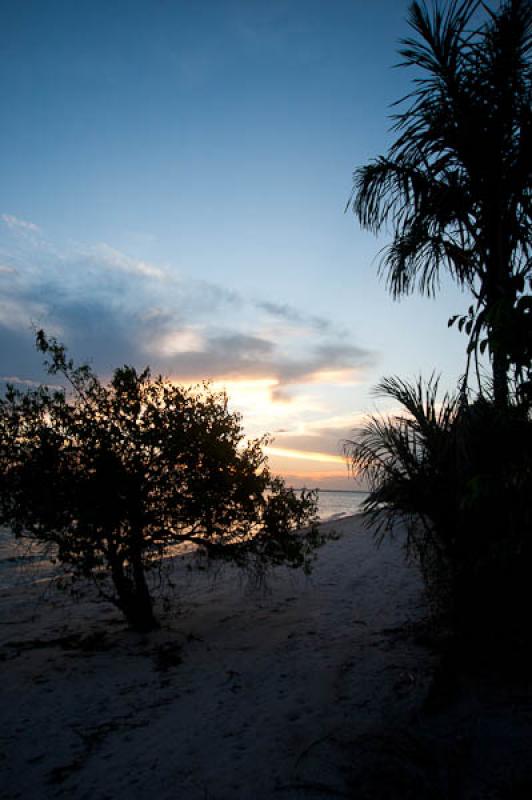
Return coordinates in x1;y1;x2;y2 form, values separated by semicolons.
264;446;345;465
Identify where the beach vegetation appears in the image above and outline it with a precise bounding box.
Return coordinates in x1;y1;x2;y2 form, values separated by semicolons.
347;0;532;652
345;376;532;646
348;0;532;407
0;332;320;632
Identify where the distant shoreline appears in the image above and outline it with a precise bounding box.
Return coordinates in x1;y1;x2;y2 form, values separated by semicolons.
292;488;368;494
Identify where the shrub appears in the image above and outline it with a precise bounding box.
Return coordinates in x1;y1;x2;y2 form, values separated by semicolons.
0;332;321;632
345;376;532;647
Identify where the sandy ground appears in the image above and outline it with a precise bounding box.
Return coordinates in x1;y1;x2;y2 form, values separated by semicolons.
1;515;531;799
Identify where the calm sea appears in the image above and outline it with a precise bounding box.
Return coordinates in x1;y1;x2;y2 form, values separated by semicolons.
315;490;368;521
0;490;368;586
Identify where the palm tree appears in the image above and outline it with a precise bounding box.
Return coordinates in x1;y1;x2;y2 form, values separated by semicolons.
349;0;532;405
345;375;532;636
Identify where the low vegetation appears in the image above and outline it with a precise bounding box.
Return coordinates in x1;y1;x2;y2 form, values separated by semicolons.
345;377;532;650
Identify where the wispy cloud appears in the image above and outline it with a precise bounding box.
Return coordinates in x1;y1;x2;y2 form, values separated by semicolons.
1;214;41;234
256;299;343;335
0;375;62;390
264;446;345;465
0;297;50;332
88;243;166;280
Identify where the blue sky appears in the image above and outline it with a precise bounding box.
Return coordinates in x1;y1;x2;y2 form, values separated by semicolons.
0;0;470;487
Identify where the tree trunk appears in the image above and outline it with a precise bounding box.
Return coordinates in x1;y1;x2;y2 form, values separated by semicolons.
488;213;519;408
131;552;159;632
485;250;511;407
110;552;158;632
492;346;509;407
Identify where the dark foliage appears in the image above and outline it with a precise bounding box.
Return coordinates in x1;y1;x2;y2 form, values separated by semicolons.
348;0;532;405
0;332;321;632
345;376;532;647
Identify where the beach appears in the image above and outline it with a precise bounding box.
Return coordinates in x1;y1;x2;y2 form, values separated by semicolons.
1;515;531;799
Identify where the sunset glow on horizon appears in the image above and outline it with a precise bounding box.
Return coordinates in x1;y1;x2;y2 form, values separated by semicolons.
264;446;345;465
1;0;468;490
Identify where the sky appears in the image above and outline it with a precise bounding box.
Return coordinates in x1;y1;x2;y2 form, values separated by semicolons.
0;0;471;489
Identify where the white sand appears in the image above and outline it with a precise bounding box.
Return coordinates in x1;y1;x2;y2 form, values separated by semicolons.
0;516;433;799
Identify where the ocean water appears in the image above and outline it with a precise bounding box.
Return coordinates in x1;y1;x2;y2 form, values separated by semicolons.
315;490;368;521
0;491;368;587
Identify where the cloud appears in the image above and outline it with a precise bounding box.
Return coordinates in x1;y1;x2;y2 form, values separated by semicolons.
0;221;383;491
156;328;205;355
0;227;375;443
273;342;372;387
86;243;166;280
0;375;63;389
257;300;313;324
0;297;50;332
210;332;273;358
264;446;345;465
151;336;372;389
256;299;340;335
175;279;242;314
270;413;370;458
277;472;357;491
1;214;41;234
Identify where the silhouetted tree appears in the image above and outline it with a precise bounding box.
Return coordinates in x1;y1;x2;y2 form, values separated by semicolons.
349;0;531;405
0;332;320;632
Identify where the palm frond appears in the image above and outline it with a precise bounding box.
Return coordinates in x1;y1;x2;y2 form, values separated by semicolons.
348;0;532;400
